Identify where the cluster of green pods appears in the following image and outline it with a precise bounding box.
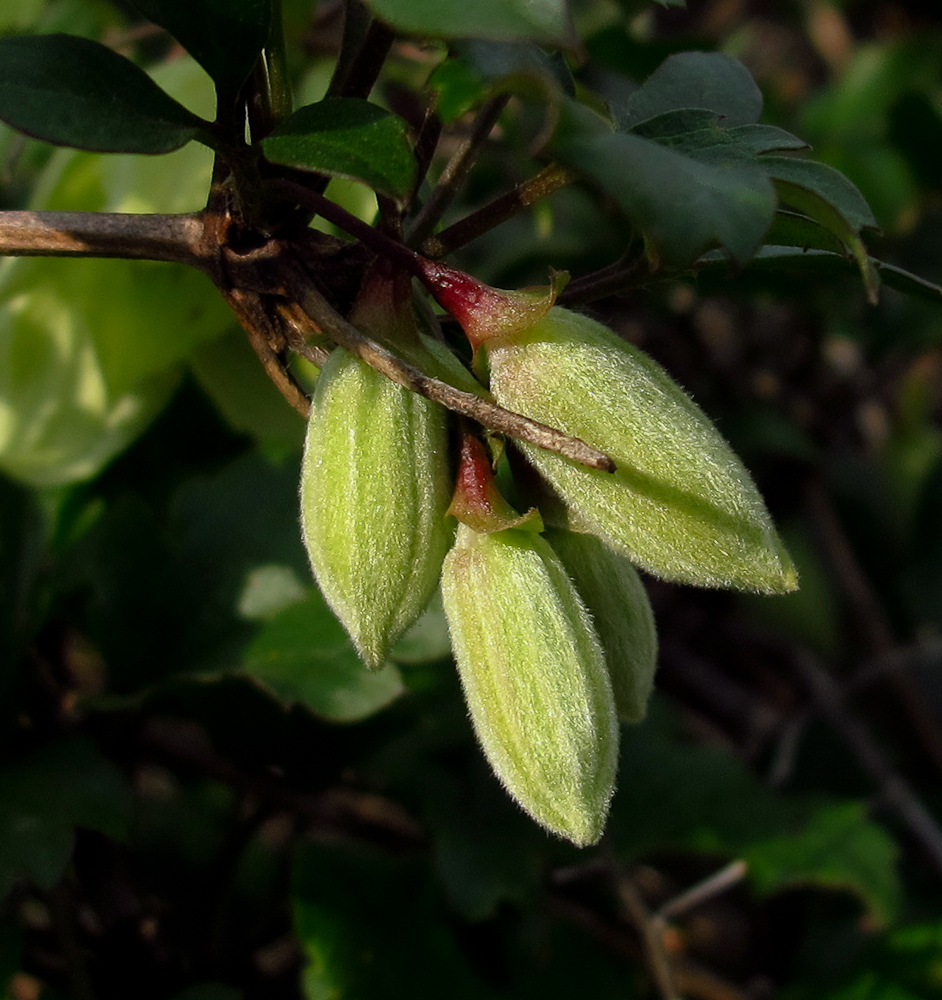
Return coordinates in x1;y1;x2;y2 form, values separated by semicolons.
300;263;796;846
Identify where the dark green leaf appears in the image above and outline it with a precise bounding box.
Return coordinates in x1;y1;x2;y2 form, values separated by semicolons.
0;737;132;897
458;39;575;91
765;156;878;234
877;260;942;305
262;98;416;201
555;125;775;266
631;109;807;161
431;41;574;122
763;210;849;255
745;802;900;926
0;34;205;153
610;706;901;923
130;0;271;96
294;844;496;1000
765;155;880;300
242;591;405;722
0;806;73;897
616;51;763;129
365;0;574;45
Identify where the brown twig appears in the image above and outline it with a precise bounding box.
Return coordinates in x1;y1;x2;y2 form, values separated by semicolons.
613;867;680;1000
222;287;311;416
0;210;207;267
792;648;942;878
419;163;577;260
410;98;444;197
804;478;942;778
276;299;332;367
327;5;395;100
268;178;423;276
559;251;648;307
286;267;616;471
407;92;511;247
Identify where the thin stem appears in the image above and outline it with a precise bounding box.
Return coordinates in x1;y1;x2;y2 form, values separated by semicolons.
654;860;749;923
276;299;332;367
223;286;311;416
269;178;423;277
805;479;942;778
613;868;679;1000
793;649;942;879
0;210;207;268
410;98;444;197
286;265;615;471
419;163;577;260
408;93;511;247
559;252;648;307
326;0;395;100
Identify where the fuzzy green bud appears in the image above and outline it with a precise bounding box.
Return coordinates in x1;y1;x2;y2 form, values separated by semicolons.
441;523;618;847
300;346;453;668
546;529;658;723
487;307;797;594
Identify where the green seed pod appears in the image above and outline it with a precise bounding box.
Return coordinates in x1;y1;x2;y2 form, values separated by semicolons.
300;347;453;668
546;529;658;724
441;523;618;847
487;307;797;594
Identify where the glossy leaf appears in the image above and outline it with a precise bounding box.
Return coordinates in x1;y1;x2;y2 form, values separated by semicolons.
555;108;776;265
765;156;878;234
262;98;416;201
631;109;807;159
616;51;763;129
0;58;228;486
0;34;205;153
242;591;405;722
765;155;880;299
365;0;574;45
131;0;271;95
762;209;848;255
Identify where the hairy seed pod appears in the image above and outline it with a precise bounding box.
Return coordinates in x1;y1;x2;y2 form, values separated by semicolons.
546;529;658;723
487;308;797;593
300;347;453;668
441;523;618;847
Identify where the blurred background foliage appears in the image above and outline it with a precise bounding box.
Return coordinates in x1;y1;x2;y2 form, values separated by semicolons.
3;0;942;998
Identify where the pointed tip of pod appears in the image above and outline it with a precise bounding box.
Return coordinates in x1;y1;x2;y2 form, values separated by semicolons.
750;534;799;595
443;524;619;850
545;794;612;848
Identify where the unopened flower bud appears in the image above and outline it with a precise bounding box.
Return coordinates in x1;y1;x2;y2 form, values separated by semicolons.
300;340;453;667
419;263;796;593
441;523;618;847
547;528;658;723
492;307;795;593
